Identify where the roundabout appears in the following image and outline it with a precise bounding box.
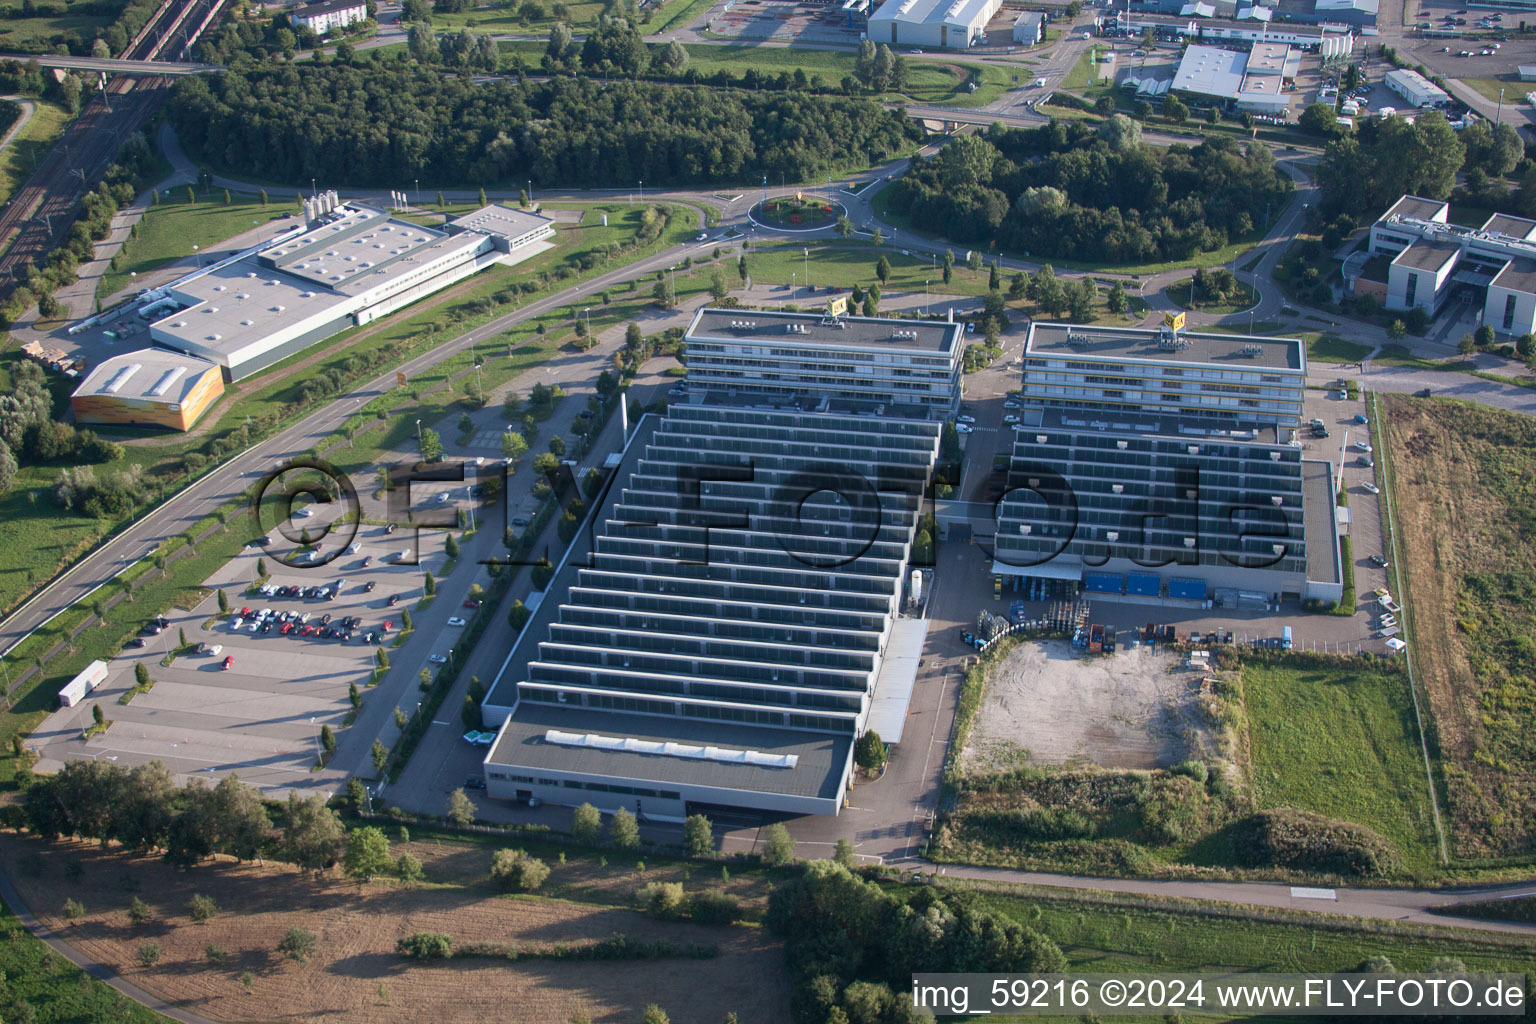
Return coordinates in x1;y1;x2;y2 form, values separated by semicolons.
747;194;847;233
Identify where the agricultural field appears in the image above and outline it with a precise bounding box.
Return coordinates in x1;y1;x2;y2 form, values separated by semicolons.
0;831;788;1024
1380;395;1536;859
935;648;1442;882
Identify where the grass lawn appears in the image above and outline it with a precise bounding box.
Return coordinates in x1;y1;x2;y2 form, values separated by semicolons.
1459;74;1522;105
0;4;115;53
0;100;71;209
1306;333;1375;363
1165;276;1257;315
1061;46;1117;106
1243;660;1441;876
742;241;991;297
971;887;1536;982
97;195;292;300
406;0;608;32
1372;345;1476;371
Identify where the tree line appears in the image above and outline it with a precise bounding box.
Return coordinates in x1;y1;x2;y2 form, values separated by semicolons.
166;65;921;188
767;860;1067;1024
881;120;1291;264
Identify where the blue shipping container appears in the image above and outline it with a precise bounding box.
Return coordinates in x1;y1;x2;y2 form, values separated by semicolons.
1126;572;1160;597
1169;578;1207;601
1084;572;1123;594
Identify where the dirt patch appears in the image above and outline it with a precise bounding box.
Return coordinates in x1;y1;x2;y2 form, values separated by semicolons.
0;834;789;1024
961;641;1213;771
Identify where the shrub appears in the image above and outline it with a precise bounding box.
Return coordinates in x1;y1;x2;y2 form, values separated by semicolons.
396;932;454;961
188;894;218;924
63;898;85;922
489;848;550;892
1231;808;1401;876
205;943;227;964
1170;760;1208;784
688;890;741;925
136;941;161;968
636;881;685;919
127;896;153;925
761;822;796;866
278;927;318;963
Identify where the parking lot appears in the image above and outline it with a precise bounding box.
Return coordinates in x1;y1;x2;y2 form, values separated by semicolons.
31;523;459;794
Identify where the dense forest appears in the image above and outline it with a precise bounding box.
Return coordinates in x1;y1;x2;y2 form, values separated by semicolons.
882;118;1291;264
167;66;921;187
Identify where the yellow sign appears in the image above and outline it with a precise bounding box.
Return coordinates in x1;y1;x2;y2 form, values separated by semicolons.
827;296;848;318
396;372;407;386
795;191;803;201
1163;311;1186;331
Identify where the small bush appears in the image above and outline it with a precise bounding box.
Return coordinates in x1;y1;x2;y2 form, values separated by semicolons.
1231;808;1401;876
489;848;550;892
636;881;685;919
136;941;161;968
1170;760;1208;784
278;927;318;963
127;896;153;926
188;894;218;924
63;898;85;922
396;932;454;961
687;890;741;925
205;943;227;964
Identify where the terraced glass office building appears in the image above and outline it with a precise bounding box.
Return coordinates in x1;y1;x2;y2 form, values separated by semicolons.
995;322;1343;605
481;310;961;818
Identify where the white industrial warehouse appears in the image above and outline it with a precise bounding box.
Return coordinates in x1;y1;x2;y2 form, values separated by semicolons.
1384;68;1450;108
867;0;1002;48
139;195;555;380
1171;42;1298;114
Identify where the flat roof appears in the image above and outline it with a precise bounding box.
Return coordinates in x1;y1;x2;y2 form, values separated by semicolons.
1301;458;1339;587
1383;195;1449;222
487;703;851;800
1026;403;1289;442
1173;44;1247;98
291;0;365;13
71;348;219;404
448;204;554;240
869;0;995;26
1483;213;1536;241
1392;239;1460;272
1014;9;1044;24
152;259;352;358
688;307;961;355
1247;41;1290;73
1491;256;1536;295
864;618;926;744
1025;322;1304;371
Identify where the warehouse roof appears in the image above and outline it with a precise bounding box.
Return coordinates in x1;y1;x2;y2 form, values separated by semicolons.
1392;239;1460;273
1172;44;1247;98
447;205;555;241
869;0;994;27
688;307;961;354
1026;322;1304;371
71;348;219;405
486;703;851;800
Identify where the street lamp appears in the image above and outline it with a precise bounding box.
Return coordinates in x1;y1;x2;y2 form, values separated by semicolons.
638;180;643;203
191;244;200;268
803;247;809;294
311;177;316;196
414;178;419;203
1497;86;1504;125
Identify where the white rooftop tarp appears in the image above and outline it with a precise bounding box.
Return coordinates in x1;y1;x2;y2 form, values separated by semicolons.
865;618;928;744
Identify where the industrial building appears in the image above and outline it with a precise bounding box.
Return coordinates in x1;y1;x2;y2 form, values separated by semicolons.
993;319;1343;606
867;0;1003;48
1123;0;1375;26
1365;194;1536;336
1013;9;1045;43
1384;68;1450;108
1170;42;1299;114
288;0;368;35
1103;9;1355;55
682;307;964;416
139;197;554;381
480;308;954;819
70;349;225;431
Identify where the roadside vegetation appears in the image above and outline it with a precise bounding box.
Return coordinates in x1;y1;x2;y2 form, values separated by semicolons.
97;190;292;301
0;99;71;209
1380;395;1536;860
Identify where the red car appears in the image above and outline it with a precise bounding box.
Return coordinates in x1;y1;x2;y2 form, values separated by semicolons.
463;598;482;608
239;607;251;618
222;656;234;670
382;620;392;632
281;622;294;634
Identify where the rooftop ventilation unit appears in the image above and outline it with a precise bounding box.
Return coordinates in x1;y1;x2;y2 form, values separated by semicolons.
1241;343;1265;356
1066;332;1091;346
146;367;186;397
543;729;799;768
98;363;141;395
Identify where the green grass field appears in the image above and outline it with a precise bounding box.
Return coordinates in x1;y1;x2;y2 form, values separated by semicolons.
1165;276;1257;315
1061;45;1117;106
405;0;607;32
1460;74;1523;105
1435;895;1536;923
0;100;71;209
742;242;992;297
1306;333;1375;364
0;4;115;54
97;194;292;301
1243;661;1441;876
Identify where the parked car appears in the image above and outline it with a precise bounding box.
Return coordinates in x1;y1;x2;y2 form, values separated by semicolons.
387;593;400;606
222;656;234;670
955;423;973;434
1363;481;1380;494
1003;415;1020;425
465;776;487;790
447;616;466;627
429;653;449;665
956;414;977;424
512;517;531;527
294;507;313;518
1369;554;1390;567
1354;413;1369;425
128;637;147;648
1358;455;1374;467
463;598;483;608
1354;441;1373;452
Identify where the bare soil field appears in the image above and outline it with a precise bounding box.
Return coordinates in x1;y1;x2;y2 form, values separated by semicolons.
961;640;1212;771
0;833;789;1024
1381;396;1536;857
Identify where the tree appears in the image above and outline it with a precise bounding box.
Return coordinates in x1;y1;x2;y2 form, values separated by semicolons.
875;255;891;283
988;261;1000;291
1299;102;1338;137
737;253;748;284
135;662;151;689
1388;319;1406;339
572;802;603;844
136;941;161;968
1032;264;1066;317
507;599;531;629
942;248;953;285
188;894;218;924
282;792;346;872
320;724;336;753
92;703;105;727
642;1007;671;1024
277;927;317;964
1106;281;1127;315
834;837;857;869
348;681;361;709
1067;278;1096;322
854;730;887;772
446;787;476;826
1458;334;1477;354
683;813;714;856
344;826;393;881
128;896;153;925
871;227;884;247
397;932;453;960
418;426;443;463
371;739;388;773
490;848;550;890
1096;112;1142;151
396;852;424;883
1474;323;1495;348
659;39;688;75
652;278;676;307
407;23;439;62
608;806;640;847
761;822;795;866
835;215;854;238
1164;95;1188;124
